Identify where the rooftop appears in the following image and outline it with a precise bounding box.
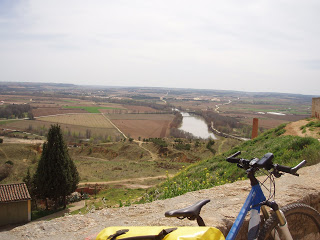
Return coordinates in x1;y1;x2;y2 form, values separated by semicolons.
0;183;31;203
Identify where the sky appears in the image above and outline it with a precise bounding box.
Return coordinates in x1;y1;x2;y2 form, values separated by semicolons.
0;0;319;95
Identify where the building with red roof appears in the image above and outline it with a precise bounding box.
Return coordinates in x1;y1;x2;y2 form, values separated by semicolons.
0;183;31;226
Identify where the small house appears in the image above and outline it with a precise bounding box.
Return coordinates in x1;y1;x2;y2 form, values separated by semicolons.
0;183;31;226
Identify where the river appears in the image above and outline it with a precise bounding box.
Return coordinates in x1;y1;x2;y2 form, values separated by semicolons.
178;111;216;139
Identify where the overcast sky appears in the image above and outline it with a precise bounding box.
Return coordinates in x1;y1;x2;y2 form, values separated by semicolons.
0;0;319;95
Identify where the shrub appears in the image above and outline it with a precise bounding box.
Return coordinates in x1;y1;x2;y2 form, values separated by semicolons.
5;160;14;165
68;192;81;203
274;123;287;136
0;164;13;181
289;137;316;151
150;138;168;148
174;143;191;150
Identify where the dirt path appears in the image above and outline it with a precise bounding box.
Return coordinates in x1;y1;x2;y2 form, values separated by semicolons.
0;136;44;144
283;119;320;139
78;156;110;162
101;113;127;139
79;175;169;189
217;138;226;155
101;114;161;161
135;141;158;161
36;200;86;221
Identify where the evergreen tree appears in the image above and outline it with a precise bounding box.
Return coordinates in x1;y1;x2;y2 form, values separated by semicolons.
23;168;37;209
23;168;33;194
33;124;79;209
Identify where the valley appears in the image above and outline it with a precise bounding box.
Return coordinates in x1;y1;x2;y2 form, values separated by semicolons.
0;82;318;217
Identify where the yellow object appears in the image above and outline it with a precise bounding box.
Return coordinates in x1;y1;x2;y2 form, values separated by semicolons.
96;226;225;240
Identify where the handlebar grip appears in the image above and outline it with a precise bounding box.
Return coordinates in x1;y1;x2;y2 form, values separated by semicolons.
291;160;306;175
227;158;240;163
275;164;291;174
275;160;306;176
226;151;241;161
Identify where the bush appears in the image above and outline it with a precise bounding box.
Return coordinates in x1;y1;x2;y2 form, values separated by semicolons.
150;138;168;148
274;123;287;136
206;138;216;154
0;138;3;143
0;164;13;181
82;193;89;199
174;143;191;150
5;160;14;165
289;137;316;151
68;192;81;203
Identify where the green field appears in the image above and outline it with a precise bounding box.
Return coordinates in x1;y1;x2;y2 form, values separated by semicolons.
0;120;18;125
63;106;123;113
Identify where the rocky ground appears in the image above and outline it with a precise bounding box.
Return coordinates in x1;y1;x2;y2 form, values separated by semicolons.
0;162;319;240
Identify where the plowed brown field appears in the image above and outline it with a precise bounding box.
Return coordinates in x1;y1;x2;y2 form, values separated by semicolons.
37;114;114;128
109;114;174;139
33;107;86;117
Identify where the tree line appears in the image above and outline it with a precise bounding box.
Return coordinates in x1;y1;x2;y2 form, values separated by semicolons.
91;97;173;112
195;110;252;137
0;104;33;119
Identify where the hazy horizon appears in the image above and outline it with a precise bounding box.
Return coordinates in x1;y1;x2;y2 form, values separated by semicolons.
1;1;319;95
2;80;318;97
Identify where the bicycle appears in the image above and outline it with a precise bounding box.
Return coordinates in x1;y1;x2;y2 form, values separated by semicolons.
164;151;320;240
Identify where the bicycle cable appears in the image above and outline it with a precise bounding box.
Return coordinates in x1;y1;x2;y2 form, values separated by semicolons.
257;169;276;201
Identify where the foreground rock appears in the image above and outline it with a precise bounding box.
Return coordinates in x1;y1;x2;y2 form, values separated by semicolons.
1;163;319;240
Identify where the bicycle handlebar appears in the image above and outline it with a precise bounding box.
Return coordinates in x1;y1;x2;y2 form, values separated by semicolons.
226;151;242;163
226;152;306;176
274;160;306;176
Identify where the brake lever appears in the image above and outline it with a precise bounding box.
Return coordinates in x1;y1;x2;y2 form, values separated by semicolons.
237;163;243;169
271;169;283;178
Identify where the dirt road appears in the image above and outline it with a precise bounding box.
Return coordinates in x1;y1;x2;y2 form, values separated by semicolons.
79;175;169;189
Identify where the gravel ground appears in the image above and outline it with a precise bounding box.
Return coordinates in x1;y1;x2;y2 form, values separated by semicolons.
0;163;319;240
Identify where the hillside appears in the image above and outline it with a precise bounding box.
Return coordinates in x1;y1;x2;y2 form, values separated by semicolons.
283;118;320;139
143;118;320;201
0;137;239;185
0;118;319;239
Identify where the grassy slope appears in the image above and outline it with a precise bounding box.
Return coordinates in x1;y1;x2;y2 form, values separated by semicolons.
0;143;41;183
142;123;320;201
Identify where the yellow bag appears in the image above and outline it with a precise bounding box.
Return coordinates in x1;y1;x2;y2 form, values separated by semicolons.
96;226;225;240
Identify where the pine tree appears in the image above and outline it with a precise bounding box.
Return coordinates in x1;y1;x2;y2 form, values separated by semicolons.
33;124;79;209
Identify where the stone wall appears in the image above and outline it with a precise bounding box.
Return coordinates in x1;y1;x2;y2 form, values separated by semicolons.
312;97;320;119
1;163;319;240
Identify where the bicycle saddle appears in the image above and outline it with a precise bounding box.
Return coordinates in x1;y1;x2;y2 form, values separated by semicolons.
165;199;210;226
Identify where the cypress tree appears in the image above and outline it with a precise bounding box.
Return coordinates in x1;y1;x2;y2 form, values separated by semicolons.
33;124;79;209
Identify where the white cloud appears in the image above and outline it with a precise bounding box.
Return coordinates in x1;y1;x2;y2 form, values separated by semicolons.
0;0;319;95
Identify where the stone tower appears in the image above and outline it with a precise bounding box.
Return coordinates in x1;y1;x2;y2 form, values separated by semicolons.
311;97;320;119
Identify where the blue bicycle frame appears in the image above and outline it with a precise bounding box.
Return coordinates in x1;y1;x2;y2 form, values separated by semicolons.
225;183;266;240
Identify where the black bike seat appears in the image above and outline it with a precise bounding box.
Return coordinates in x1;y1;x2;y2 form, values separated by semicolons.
165;199;210;219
